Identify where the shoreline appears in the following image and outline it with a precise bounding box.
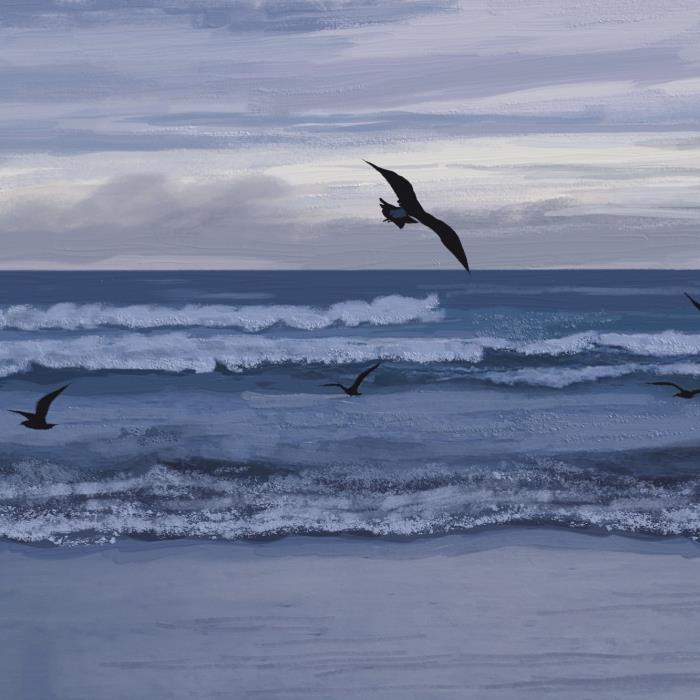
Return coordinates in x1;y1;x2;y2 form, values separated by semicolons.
4;524;700;560
4;527;700;699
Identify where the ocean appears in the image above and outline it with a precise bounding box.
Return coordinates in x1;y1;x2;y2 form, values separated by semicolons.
2;269;700;545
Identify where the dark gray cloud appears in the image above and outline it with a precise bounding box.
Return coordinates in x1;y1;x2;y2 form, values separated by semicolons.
0;173;298;265
470;215;700;269
0;122;226;155
1;175;697;269
2;1;700;268
0;64;144;102
0;0;456;31
4;111;700;157
3;41;699;159
243;46;697;113
641;136;700;150
129;110;700;134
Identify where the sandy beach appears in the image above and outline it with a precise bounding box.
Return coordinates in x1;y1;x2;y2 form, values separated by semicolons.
3;528;700;699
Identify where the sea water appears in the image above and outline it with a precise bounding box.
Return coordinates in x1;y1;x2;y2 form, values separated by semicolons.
2;269;700;544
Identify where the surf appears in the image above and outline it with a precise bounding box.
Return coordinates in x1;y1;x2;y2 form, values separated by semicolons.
0;294;442;332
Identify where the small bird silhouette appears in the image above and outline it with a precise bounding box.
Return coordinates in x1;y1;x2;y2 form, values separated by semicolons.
647;381;700;399
9;385;69;429
684;292;700;312
365;160;470;272
322;362;381;396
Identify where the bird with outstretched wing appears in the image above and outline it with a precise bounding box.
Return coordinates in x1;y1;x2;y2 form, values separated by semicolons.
365;160;470;272
9;384;70;429
685;292;700;312
322;361;382;396
647;381;700;399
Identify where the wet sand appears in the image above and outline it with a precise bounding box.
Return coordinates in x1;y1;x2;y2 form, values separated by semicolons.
2;529;700;699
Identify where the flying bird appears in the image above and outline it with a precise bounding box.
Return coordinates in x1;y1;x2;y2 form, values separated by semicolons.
322;361;381;396
9;385;70;429
365;160;470;272
647;381;700;399
379;198;417;228
685;292;700;312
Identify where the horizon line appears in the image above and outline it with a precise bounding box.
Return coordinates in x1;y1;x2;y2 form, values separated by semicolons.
0;267;699;273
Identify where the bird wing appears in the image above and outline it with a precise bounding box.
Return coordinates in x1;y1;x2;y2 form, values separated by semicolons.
350;361;381;392
648;381;685;391
9;410;34;420
35;385;69;420
689;389;700;397
414;211;470;272
365;161;420;210
685;292;700;312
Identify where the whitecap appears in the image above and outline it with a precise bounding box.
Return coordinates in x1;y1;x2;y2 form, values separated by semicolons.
0;294;442;332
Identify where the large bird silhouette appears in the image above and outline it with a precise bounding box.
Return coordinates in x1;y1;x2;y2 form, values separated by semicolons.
365;160;470;272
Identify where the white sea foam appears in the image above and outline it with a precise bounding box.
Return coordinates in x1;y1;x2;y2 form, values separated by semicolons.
2;330;700;377
519;331;700;358
2;460;700;544
480;362;700;388
0;332;497;376
0;294;441;331
482;364;643;388
597;331;700;357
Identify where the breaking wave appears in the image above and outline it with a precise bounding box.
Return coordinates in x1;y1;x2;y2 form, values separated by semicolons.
480;362;700;388
3;458;700;545
0;333;492;376
2;330;700;378
0;294;441;331
516;331;700;357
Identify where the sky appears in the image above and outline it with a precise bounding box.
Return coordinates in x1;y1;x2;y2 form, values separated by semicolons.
1;0;700;270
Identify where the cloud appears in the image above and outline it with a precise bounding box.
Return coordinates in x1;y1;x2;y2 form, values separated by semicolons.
2;176;698;270
0;173;299;265
641;136;700;150
0;122;224;155
2;0;700;268
0;0;456;31
0;64;141;102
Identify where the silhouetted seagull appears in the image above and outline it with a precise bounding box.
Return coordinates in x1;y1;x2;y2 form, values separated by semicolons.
365;160;470;272
379;198;417;228
685;292;700;312
322;362;381;396
9;385;69;429
647;381;700;399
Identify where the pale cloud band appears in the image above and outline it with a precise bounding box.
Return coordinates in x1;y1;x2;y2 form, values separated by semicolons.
1;0;699;269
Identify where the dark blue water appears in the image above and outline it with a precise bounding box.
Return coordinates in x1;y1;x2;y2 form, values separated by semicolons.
2;270;700;544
